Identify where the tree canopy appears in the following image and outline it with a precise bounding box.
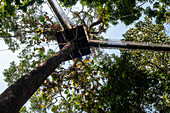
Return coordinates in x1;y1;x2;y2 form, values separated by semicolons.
0;0;169;112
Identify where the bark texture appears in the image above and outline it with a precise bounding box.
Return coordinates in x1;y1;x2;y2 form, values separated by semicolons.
0;42;74;113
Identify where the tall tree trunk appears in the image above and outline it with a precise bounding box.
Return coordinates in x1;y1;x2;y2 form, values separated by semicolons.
0;42;74;113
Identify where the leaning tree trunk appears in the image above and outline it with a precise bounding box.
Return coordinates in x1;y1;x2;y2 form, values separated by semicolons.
0;42;74;113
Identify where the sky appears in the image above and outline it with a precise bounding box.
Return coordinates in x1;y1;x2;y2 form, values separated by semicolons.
0;40;20;93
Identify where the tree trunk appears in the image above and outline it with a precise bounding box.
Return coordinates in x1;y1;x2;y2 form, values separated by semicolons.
0;42;74;113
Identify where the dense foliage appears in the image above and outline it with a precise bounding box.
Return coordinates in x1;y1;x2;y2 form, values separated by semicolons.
59;0;170;24
0;0;169;112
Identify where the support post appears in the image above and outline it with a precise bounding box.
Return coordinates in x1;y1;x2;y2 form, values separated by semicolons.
47;0;72;29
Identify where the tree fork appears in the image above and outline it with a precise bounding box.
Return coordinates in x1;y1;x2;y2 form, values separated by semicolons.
0;42;75;113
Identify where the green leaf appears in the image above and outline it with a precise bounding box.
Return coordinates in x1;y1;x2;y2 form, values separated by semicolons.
153;2;160;8
39;49;44;56
64;90;69;94
75;105;79;109
122;73;125;78
40;15;45;22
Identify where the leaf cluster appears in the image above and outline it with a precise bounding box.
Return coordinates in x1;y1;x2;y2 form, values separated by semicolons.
59;0;170;25
0;0;44;15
